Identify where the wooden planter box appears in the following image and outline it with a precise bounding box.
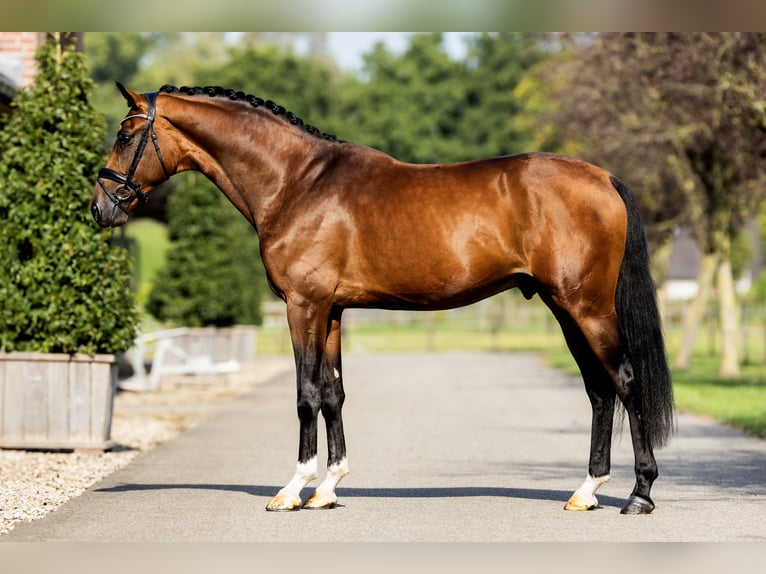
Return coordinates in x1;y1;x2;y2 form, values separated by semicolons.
0;352;117;451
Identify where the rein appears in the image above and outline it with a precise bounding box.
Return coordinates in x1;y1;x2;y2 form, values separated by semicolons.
97;91;171;207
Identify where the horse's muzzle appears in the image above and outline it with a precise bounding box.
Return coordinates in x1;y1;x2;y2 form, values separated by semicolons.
90;202;110;228
90;194;129;228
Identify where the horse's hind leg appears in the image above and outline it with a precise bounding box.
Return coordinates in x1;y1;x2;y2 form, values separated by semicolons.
550;308;617;511
303;307;350;509
613;362;659;514
550;300;658;514
574;312;660;514
577;333;659;514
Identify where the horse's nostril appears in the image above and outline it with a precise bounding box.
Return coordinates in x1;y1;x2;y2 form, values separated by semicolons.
90;202;100;223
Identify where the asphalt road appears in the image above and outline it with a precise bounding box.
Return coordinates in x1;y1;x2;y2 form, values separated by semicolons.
3;351;765;542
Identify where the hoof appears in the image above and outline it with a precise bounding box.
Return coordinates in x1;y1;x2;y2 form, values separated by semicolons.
302;490;337;510
564;492;598;511
620;495;655;515
265;491;302;512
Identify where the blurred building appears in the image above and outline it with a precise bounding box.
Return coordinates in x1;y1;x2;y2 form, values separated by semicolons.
660;223;763;302
0;33;84;127
660;227;702;302
0;32;45;125
0;68;14;119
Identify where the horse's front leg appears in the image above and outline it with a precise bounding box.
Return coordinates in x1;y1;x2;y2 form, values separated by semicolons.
303;307;349;509
265;300;329;511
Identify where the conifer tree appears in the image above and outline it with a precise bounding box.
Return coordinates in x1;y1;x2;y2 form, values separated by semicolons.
0;33;139;354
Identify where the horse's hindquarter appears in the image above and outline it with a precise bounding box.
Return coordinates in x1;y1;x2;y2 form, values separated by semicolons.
513;154;628;306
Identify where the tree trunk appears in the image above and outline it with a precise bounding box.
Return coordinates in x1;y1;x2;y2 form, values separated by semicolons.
674;252;718;370
717;256;740;377
649;238;674;288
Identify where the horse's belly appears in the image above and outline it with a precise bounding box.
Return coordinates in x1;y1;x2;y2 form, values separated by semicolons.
338;251;527;311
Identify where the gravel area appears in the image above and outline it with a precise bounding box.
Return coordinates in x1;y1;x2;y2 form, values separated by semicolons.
0;357;292;536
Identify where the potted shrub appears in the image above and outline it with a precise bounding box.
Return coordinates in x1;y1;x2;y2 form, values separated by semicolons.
0;34;139;450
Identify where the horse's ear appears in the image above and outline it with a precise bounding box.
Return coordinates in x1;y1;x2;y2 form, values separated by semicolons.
115;81;138;109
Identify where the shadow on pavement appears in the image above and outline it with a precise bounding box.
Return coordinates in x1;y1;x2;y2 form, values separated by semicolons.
94;482;626;508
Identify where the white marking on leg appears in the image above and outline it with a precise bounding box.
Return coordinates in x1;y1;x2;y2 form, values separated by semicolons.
315;457;349;500
333;367;340;379
302;458;350;508
277;456;318;500
571;474;610;508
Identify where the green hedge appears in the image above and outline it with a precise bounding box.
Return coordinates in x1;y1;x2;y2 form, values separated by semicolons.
0;35;139;355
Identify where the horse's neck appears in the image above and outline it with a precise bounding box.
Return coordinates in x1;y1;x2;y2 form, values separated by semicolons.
171;99;319;230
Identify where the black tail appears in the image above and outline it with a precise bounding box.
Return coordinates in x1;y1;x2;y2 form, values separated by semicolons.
611;176;675;449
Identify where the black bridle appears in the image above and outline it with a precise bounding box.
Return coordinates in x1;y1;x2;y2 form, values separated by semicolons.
97;91;171;208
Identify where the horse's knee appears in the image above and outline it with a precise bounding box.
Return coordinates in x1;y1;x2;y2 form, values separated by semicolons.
297;385;322;422
321;382;345;420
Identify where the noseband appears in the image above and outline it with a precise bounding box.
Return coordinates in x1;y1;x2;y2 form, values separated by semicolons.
97;91;171;207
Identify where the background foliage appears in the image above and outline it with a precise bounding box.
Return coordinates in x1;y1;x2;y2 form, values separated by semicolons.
146;174;264;327
0;34;139;354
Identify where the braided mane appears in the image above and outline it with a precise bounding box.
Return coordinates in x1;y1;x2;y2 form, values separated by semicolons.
159;84;340;143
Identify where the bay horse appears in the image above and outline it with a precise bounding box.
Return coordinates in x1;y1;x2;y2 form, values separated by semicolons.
91;83;674;515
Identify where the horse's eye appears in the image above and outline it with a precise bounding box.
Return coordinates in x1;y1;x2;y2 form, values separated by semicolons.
118;132;133;146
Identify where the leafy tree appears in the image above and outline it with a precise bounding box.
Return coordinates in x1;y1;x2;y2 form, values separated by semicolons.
195;40;339;136
0;34;139;354
146;174;264;327
136;32;231;89
330;33;548;164
747;203;766;303
337;33;471;163
87;32;160;85
86;32;162;136
459;33;546;159
524;33;766;376
516;33;687;255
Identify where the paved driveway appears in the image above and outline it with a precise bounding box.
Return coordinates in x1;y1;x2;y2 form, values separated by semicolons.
3;352;765;542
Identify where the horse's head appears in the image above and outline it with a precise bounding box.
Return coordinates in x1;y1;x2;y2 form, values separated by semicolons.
90;82;175;228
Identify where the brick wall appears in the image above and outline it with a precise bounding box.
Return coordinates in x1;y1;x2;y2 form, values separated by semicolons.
0;32;46;88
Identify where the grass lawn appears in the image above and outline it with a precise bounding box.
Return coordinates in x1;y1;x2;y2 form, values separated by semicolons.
123;217;169;305
668;356;766;438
